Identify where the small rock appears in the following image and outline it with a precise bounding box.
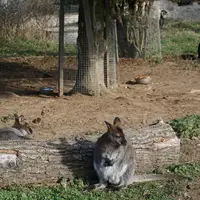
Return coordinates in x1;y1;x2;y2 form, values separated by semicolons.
183;192;190;199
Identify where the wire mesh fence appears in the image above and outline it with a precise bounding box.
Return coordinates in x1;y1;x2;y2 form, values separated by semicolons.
57;1;117;94
0;0;162;96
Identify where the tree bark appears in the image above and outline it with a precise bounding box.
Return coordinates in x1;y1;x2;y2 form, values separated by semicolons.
72;0;107;95
0;122;180;187
116;0;161;59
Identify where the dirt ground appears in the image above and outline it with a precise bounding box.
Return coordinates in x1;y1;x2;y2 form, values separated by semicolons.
0;56;200;140
0;56;200;199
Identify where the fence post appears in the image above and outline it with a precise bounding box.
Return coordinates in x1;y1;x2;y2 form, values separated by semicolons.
58;0;65;97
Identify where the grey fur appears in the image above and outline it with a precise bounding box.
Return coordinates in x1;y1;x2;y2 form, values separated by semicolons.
159;10;168;28
93;117;136;189
0;114;33;140
93;117;180;190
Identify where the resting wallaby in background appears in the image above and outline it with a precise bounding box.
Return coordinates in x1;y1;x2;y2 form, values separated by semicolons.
93;117;179;190
0;114;33;140
159;10;168;29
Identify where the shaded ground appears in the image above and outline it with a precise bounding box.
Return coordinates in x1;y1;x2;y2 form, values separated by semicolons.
0;56;200;140
0;56;200;199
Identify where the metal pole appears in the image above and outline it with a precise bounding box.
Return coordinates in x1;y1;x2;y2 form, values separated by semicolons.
58;0;65;96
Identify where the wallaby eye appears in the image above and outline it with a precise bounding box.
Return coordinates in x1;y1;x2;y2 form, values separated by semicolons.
115;133;121;138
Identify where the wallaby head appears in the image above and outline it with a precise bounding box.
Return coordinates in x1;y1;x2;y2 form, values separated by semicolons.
161;10;167;17
13;114;33;135
105;117;127;146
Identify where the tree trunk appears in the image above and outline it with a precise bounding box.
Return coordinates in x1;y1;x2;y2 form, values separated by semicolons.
117;0;161;59
145;0;162;59
0;122;180;187
72;0;107;95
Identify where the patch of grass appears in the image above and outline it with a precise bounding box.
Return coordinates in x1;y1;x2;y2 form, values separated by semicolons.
168;162;200;178
0;179;180;200
0;38;77;56
1;161;200;200
0;19;199;57
161;19;200;56
170;115;200;139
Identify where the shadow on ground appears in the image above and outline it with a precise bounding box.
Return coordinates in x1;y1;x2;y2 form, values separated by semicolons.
0;61;77;95
48;137;98;184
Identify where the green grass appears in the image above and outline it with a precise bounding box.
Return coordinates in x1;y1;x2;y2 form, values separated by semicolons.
0;162;199;200
0;37;77;56
168;162;200;178
170;115;200;139
0;180;181;200
161;19;200;56
0;19;199;57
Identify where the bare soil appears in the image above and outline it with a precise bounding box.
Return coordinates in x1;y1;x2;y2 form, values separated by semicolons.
0;56;200;140
0;56;200;199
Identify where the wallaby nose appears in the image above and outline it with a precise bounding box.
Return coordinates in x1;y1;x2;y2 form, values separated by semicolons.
122;139;127;146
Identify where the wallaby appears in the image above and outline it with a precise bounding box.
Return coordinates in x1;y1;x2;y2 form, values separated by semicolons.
159;10;168;29
0;114;33;140
93;117;185;190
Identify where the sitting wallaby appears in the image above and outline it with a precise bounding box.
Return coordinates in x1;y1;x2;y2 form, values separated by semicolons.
93;117;136;189
93;117;181;190
0;114;33;140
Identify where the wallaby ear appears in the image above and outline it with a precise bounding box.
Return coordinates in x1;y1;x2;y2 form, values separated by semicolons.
18;115;25;125
14;113;20;124
105;121;113;131
14;113;19;120
113;117;121;126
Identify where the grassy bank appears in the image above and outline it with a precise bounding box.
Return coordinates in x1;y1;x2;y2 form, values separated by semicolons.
0;38;77;56
0;161;199;200
0;19;199;57
161;19;200;56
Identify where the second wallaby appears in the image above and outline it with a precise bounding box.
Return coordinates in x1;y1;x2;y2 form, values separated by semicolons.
93;117;183;190
0;114;33;140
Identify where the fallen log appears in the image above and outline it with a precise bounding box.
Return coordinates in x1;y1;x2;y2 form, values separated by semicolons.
0;121;180;187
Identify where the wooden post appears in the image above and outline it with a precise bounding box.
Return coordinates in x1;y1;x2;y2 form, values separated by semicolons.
105;0;110;88
58;0;65;97
114;20;119;63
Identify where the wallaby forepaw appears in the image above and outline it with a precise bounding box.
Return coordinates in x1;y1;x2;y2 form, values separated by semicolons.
92;183;106;190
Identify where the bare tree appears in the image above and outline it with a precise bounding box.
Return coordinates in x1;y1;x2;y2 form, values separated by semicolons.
72;0;108;95
116;0;161;58
73;0;161;95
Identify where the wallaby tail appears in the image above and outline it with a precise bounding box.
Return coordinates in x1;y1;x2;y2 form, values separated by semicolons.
132;174;191;183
